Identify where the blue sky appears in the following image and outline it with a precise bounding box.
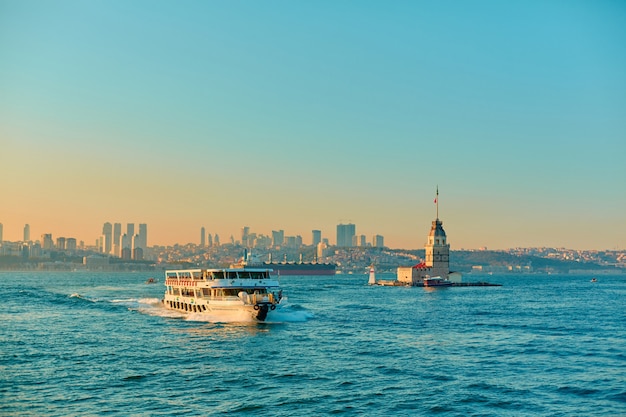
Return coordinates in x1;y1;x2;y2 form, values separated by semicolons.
1;0;625;249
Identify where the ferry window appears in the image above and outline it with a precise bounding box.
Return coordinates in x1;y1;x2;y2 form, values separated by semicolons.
167;272;178;279
226;271;237;279
193;271;202;280
213;271;225;279
239;271;251;279
250;272;263;279
202;288;211;296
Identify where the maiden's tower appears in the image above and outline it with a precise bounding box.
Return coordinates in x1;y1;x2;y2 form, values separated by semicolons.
397;188;462;286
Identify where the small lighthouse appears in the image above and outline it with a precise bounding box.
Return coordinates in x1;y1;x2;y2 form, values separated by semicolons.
368;265;376;285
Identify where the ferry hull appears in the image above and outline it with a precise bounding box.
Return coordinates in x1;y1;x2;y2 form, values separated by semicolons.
163;297;279;322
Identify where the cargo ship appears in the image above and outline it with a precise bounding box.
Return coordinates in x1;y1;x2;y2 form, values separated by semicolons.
234;250;337;276
261;261;336;276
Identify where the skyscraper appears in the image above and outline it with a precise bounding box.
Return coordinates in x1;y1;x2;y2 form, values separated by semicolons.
66;238;77;251
102;222;112;254
41;234;54;250
200;227;206;246
127;223;135;239
132;233;144;260
272;230;284;247
0;223;3;243
138;224;147;249
372;235;384;248
312;230;321;246
121;233;132;259
24;224;30;242
241;226;250;247
113;223;122;257
336;223;355;247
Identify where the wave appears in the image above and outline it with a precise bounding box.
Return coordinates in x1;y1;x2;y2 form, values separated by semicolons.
68;293;98;303
110;297;161;305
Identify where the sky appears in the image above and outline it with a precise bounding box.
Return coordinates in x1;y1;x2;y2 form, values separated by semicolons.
1;0;625;250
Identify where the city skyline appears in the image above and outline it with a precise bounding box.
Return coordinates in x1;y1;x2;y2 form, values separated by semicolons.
1;2;625;251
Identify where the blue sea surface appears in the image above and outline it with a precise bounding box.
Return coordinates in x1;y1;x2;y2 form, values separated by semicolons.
1;271;625;416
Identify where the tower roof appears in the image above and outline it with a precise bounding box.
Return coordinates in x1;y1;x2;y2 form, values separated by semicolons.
428;219;447;239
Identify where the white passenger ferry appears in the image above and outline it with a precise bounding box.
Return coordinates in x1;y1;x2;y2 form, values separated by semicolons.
162;267;282;321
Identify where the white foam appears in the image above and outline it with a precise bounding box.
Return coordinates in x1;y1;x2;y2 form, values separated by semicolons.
138;298;162;305
267;308;314;323
110;298;138;304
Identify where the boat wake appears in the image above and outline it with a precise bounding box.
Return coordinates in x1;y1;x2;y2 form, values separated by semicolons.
64;295;312;323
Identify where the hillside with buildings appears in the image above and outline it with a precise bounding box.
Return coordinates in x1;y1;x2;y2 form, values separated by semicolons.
0;243;624;275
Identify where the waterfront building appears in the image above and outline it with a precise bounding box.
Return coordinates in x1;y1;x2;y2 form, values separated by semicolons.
0;223;3;242
29;242;42;258
24;224;30;242
316;241;329;259
337;223;355;247
56;237;66;251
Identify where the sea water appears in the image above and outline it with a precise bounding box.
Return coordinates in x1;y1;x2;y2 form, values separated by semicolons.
1;271;625;416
